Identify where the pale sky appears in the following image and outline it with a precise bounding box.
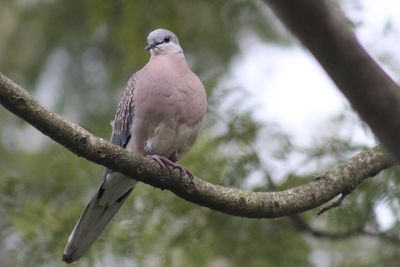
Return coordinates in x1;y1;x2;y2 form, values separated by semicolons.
230;0;400;230
231;0;400;147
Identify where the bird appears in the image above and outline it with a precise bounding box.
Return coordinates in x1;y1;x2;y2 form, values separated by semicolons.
62;28;207;263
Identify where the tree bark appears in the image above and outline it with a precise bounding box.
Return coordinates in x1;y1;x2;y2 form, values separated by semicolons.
263;0;400;161
0;72;395;218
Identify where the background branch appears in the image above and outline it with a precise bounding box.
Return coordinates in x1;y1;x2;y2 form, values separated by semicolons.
263;0;400;161
265;169;400;245
0;72;395;218
290;214;400;245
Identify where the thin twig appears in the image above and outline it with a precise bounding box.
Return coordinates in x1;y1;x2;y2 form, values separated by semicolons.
317;192;348;215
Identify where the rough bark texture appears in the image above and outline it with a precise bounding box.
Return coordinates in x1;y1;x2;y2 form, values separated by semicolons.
0;72;395;218
263;0;400;161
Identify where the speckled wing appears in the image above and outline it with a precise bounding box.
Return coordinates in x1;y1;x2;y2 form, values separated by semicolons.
110;75;136;148
62;75;137;263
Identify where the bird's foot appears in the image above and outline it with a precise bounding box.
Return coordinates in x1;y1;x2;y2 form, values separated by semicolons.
147;154;193;178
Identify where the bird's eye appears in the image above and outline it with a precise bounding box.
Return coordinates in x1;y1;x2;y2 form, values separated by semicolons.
164;36;170;43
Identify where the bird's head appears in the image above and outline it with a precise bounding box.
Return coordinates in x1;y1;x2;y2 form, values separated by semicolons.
145;28;182;56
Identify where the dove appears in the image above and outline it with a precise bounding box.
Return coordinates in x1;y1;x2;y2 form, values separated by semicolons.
63;28;207;263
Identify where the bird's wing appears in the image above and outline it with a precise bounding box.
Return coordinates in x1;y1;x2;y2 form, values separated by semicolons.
110;75;136;148
63;75;137;264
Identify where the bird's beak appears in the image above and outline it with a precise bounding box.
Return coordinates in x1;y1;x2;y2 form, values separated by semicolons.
145;42;156;51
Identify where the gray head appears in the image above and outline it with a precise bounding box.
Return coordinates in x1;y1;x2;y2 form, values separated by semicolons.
145;28;182;55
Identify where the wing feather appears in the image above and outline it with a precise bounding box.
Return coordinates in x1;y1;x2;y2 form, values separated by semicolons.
110;75;136;148
63;75;137;263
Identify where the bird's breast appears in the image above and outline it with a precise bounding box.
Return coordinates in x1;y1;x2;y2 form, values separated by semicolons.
128;54;206;158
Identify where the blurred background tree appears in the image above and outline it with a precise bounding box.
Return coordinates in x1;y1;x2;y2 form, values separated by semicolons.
0;0;399;266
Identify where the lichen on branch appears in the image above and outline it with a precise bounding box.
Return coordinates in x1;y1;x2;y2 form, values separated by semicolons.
0;72;395;218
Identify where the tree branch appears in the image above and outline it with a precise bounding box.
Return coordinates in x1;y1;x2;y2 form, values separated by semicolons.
290;214;364;240
264;167;400;245
290;214;400;245
0;72;396;218
263;0;400;161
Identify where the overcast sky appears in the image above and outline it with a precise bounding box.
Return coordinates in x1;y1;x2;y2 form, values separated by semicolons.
231;0;400;147
230;0;400;230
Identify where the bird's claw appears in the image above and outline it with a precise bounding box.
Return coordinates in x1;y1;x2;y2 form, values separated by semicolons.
146;154;193;178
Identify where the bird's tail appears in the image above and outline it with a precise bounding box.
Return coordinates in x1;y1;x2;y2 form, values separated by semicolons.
62;171;136;264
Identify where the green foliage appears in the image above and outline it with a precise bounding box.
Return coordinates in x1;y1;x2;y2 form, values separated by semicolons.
1;0;400;266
